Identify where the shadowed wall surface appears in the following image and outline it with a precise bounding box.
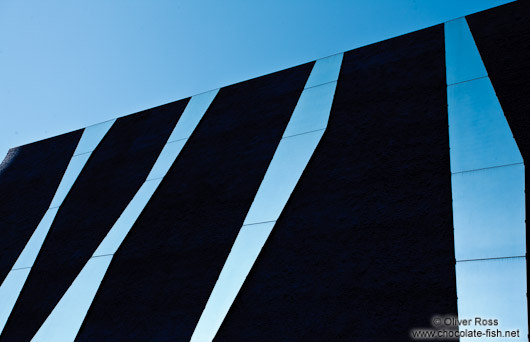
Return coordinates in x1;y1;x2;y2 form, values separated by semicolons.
0;131;81;285
1;99;188;342
215;25;457;342
75;63;313;341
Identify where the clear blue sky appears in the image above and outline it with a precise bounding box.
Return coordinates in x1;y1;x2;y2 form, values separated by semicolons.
0;0;515;161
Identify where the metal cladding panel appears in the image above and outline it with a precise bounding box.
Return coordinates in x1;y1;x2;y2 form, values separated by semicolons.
0;131;82;284
75;63;313;341
467;0;530;336
215;25;457;341
0;99;189;342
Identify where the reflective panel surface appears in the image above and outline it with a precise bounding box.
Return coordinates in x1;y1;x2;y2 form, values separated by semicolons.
146;140;186;181
282;82;336;137
0;268;31;334
12;207;59;269
73;120;115;156
444;18;488;85
243;130;324;225
93;178;162;256
456;258;528;341
27;91;216;339
448;77;522;173
452;164;525;260
190;222;275;342
446;15;528;342
32;255;113;342
167;89;219;142
194;55;341;339
304;53;343;89
0;120;112;337
49;153;91;208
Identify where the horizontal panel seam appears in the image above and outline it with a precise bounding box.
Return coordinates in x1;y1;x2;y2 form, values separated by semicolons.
447;75;489;87
451;162;524;175
457;255;525;263
242;220;277;227
282;128;325;140
304;80;338;90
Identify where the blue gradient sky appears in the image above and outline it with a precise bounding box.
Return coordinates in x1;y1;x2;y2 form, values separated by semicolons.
0;0;514;160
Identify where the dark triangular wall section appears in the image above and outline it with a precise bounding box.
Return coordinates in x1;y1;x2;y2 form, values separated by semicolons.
0;130;82;286
466;0;530;337
0;98;189;342
74;62;313;342
215;25;456;342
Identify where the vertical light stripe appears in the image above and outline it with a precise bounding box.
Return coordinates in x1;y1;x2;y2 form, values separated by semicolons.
456;258;528;341
452;165;525;260
191;221;275;341
49;120;115;209
12;207;60;270
32;256;112;342
32;89;219;342
0;120;114;335
444;18;488;86
304;53;343;89
72;120;115;157
447;78;522;173
92;178;162;256
0;269;31;335
166;90;219;143
445;18;528;341
242;130;325;225
281;81;337;138
190;54;343;342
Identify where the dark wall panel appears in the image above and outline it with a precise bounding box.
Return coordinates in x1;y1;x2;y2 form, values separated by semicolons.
0;99;189;342
215;26;457;342
467;0;530;334
75;63;313;342
0;131;82;284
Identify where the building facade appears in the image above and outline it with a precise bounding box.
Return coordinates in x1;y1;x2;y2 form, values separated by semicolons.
0;1;529;341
